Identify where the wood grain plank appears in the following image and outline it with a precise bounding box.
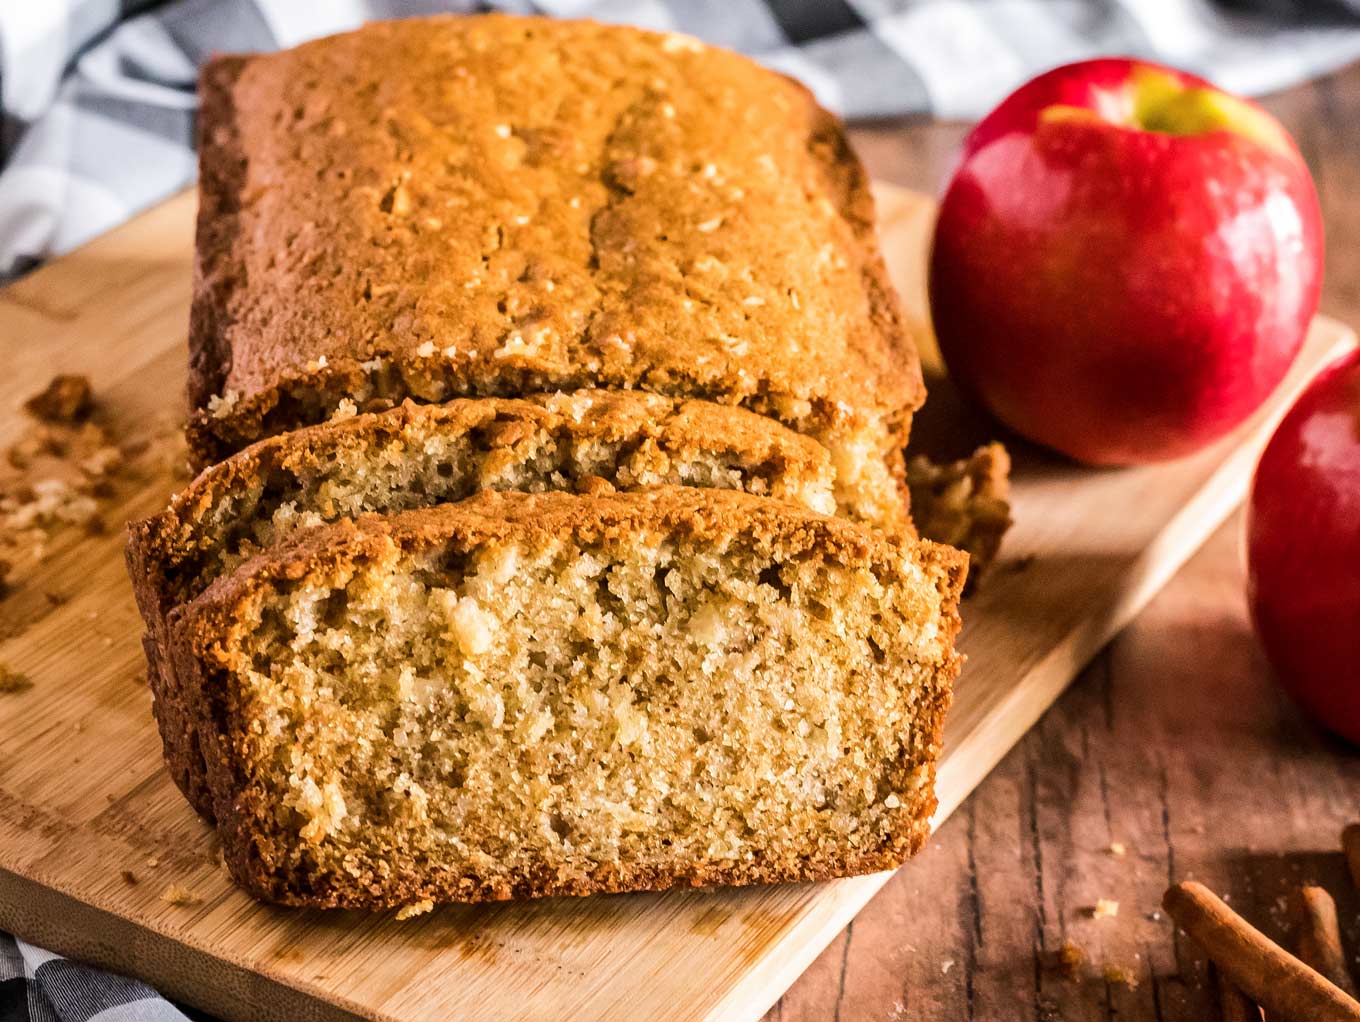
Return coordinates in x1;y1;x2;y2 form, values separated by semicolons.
0;185;1352;1022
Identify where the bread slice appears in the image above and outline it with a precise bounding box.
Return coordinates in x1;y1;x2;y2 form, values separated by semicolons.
187;15;921;525
128;390;837;817
168;487;965;908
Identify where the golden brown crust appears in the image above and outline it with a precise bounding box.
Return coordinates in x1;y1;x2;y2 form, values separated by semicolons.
169;488;965;907
185;15;922;499
189;55;248;421
129;390;837;817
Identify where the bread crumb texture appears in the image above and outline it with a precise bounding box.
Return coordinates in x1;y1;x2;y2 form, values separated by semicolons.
140;391;837;617
173;488;964;906
129;390;840;818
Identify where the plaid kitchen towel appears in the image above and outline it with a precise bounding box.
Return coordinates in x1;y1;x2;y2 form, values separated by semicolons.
0;933;192;1021
2;0;1360;1017
3;0;1360;281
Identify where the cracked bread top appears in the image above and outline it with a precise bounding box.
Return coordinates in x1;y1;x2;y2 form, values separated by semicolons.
187;14;923;478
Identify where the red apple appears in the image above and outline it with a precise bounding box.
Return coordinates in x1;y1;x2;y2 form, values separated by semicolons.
930;58;1323;464
1247;348;1360;744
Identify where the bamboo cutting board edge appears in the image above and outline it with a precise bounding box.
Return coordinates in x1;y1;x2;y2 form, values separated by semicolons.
0;185;1352;1022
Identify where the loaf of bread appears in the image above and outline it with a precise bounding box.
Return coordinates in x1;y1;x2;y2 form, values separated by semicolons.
187;15;921;526
168;488;965;907
128;389;837;815
124;14;974;909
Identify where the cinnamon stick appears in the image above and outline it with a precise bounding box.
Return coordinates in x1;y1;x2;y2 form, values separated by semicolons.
1344;825;1360;893
1214;962;1262;1022
1163;882;1360;1022
1291;885;1357;997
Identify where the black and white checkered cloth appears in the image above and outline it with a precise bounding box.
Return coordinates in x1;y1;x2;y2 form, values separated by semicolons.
4;0;1360;283
2;0;1359;1017
1;934;191;1021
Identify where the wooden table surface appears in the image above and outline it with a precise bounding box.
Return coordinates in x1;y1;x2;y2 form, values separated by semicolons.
763;63;1360;1022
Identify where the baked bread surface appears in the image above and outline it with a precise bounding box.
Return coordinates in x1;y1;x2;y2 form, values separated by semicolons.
188;14;921;522
169;487;965;907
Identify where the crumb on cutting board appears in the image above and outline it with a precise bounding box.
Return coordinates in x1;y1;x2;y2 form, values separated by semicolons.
395;899;435;921
0;663;31;693
160;884;201;907
1090;898;1120;919
1102;964;1139;988
23;374;93;423
1041;939;1087;979
0;376;138;606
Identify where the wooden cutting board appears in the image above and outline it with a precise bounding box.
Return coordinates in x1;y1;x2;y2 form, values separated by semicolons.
0;185;1351;1022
